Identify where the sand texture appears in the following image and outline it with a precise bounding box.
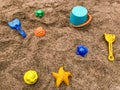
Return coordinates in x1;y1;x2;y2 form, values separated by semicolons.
0;0;120;90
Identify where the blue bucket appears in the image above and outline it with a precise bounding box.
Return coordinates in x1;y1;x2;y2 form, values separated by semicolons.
70;6;88;26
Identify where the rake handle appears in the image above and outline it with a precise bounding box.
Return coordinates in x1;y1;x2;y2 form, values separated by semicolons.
108;42;114;61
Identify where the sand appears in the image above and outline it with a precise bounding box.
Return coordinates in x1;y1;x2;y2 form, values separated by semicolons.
0;0;120;90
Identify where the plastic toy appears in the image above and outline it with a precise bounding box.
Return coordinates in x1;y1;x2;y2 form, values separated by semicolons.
24;70;38;85
76;45;88;57
70;6;92;27
104;33;116;61
8;18;26;38
52;66;72;87
35;9;45;18
34;27;46;37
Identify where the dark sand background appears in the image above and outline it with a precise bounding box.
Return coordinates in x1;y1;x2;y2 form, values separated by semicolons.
0;0;120;90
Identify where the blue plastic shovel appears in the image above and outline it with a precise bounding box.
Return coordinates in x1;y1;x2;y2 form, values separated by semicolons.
8;18;26;38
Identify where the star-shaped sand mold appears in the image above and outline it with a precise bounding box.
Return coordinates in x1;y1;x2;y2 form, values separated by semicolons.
52;66;72;87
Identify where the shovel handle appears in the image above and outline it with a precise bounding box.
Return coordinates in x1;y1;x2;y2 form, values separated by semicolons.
108;42;114;61
16;26;26;38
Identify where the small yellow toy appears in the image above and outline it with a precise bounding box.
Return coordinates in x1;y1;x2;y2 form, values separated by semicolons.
104;33;116;61
23;70;38;85
52;66;72;87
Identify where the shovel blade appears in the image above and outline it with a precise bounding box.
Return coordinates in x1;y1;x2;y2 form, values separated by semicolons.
8;18;21;29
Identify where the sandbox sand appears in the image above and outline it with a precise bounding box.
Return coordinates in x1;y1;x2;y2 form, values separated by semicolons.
0;0;120;90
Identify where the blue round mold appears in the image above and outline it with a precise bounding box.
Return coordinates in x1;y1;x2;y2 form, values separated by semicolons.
70;6;88;25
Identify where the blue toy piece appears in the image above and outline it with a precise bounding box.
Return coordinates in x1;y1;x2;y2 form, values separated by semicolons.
8;18;26;38
76;45;88;57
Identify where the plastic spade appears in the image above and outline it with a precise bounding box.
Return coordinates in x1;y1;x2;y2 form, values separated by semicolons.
8;18;26;38
104;33;116;61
